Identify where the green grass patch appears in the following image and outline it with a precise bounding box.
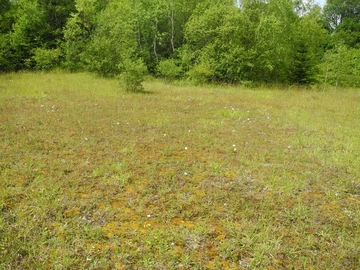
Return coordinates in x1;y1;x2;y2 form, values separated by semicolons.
1;72;359;269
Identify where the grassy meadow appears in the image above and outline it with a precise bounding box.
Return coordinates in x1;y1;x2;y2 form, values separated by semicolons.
0;72;359;269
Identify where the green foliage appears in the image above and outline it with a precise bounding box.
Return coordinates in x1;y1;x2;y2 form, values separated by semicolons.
0;34;15;72
134;0;210;72
1;0;360;88
324;0;360;48
119;58;148;92
84;1;137;77
183;0;302;84
8;0;77;70
37;0;76;45
32;47;62;71
320;44;360;88
157;58;182;81
291;42;317;85
75;0;97;32
186;61;214;84
291;9;327;86
0;0;10;11
184;3;248;83
62;14;89;71
250;12;287;82
0;0;16;34
10;0;48;69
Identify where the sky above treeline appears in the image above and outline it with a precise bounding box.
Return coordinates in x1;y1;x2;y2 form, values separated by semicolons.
314;0;326;6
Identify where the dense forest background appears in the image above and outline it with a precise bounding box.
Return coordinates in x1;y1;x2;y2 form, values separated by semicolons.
1;0;360;87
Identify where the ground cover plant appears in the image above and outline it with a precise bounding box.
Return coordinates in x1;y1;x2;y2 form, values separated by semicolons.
0;72;359;269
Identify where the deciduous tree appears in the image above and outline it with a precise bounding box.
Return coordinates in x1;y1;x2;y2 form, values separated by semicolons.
324;0;360;48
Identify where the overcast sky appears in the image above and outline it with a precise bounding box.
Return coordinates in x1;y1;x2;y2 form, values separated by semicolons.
314;0;326;7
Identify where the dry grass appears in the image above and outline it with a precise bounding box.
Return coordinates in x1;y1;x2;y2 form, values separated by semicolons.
0;72;359;269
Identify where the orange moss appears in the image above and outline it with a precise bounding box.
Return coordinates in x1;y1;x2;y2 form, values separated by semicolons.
170;218;195;228
63;208;81;218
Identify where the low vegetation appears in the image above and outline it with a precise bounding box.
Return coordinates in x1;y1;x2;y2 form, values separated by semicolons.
0;72;359;269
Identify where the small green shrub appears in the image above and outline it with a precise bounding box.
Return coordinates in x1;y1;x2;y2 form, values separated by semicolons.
119;58;148;92
157;59;182;82
32;48;62;71
186;62;214;85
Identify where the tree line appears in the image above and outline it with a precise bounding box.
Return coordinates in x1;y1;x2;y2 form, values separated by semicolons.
1;0;360;89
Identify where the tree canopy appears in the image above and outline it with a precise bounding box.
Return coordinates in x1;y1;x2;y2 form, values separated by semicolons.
324;0;360;48
1;0;360;88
